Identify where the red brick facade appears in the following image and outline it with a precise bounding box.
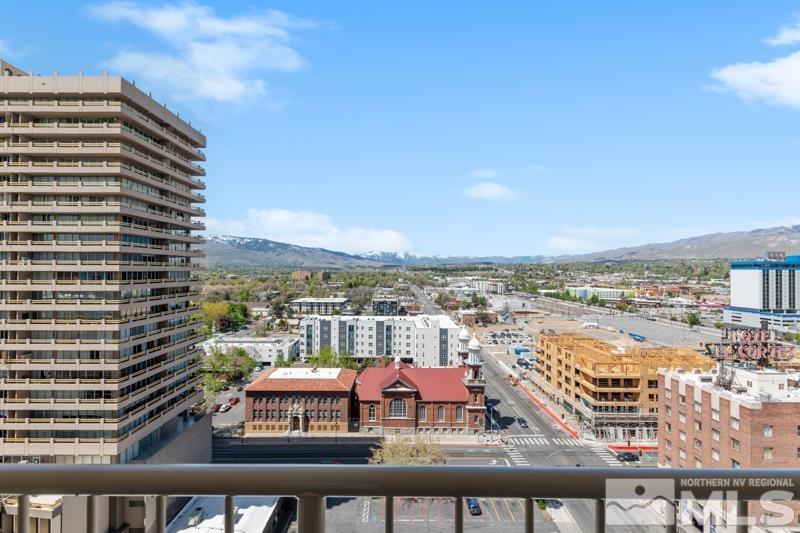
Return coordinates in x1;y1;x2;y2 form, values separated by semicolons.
357;361;485;433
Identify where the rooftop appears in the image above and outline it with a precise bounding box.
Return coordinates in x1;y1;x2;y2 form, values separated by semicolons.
357;361;472;402
302;314;459;329
246;367;358;393
168;496;279;533
291;297;349;304
661;365;800;405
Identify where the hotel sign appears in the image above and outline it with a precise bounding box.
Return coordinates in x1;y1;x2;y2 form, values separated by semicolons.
704;328;795;365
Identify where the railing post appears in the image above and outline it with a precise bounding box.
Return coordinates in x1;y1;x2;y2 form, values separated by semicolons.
735;499;748;533
298;494;325;533
224;495;235;533
454;497;463;533
17;494;30;533
384;496;394;533
155;495;166;533
87;495;98;533
594;498;605;533
524;498;534;533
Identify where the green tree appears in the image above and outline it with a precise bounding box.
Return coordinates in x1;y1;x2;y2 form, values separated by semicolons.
686;313;701;327
274;353;291;368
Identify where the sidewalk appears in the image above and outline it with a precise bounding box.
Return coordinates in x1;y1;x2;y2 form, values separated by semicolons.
229;432;501;447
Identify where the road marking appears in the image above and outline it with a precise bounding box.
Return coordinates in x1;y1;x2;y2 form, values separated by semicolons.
504;498;516;522
362;499;370;523
489;498;502;521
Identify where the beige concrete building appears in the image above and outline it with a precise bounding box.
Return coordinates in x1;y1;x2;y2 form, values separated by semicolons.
0;59;209;532
533;333;713;441
0;59;206;465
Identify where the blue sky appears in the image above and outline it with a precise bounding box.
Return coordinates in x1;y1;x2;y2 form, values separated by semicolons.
4;1;800;256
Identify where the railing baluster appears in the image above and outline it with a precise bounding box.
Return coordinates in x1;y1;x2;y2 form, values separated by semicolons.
385;496;394;533
17;494;30;533
298;494;325;533
735;499;748;533
454;496;463;533
155;495;166;533
595;498;605;533
225;495;235;533
87;495;98;533
524;497;534;533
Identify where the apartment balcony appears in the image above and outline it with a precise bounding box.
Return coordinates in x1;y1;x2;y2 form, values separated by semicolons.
0;218;204;239
0;465;793;533
0;260;204;273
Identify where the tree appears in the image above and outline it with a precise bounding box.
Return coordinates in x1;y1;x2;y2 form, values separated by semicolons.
204;301;231;332
238;288;251;302
202;373;223;410
686;313;701;327
307;346;358;369
369;436;446;465
274;353;291;368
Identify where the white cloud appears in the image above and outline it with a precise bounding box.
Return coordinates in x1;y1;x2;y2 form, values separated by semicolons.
88;1;316;102
464;182;516;202
204;208;412;254
544;225;640;254
765;14;800;46
711;51;800;109
469;168;498;178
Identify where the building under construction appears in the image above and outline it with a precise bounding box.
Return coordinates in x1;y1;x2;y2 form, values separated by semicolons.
533;334;715;442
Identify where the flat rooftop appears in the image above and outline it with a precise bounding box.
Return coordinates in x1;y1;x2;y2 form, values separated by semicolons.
291;297;349;303
168;496;278;533
302;314;459;329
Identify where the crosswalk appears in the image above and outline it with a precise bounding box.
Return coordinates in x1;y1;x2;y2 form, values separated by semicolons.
502;443;530;466
506;435;584;447
593;447;624;467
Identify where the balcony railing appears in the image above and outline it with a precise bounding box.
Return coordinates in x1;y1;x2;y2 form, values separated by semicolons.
0;465;796;533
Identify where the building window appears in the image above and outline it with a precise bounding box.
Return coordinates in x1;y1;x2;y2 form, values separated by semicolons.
694;401;702;413
665;439;672;450
694;420;702;432
763;424;773;437
665;405;672;416
679;430;686;442
678;413;686;424
711;408;720;421
665;422;672;433
712;429;719;442
368;405;376;422
712;449;720;462
418;405;427;421
678;394;686;405
763;447;773;460
731;438;740;451
456;406;464;422
437;406;445;422
731;417;740;431
731;459;740;468
694;439;702;451
679;449;686;460
389;398;407;419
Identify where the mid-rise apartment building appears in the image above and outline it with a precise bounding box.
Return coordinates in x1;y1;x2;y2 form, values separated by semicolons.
0;60;207;532
371;295;399;316
472;279;507;295
658;366;800;531
532;334;713;441
724;254;800;332
299;314;463;367
289;297;348;315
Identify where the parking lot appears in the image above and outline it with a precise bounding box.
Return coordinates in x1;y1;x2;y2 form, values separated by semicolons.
481;329;532;346
323;496;559;533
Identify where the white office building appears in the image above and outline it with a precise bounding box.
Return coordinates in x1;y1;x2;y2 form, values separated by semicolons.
299;315;462;367
724;256;800;332
290;297;349;315
201;336;299;366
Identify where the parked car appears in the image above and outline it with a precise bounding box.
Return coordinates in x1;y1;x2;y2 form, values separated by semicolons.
228;397;241;405
517;417;529;429
617;452;639;462
210;404;221;413
545;499;563;509
466;498;481;515
219;404;232;413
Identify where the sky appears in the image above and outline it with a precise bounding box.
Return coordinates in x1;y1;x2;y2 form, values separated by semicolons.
4;1;800;256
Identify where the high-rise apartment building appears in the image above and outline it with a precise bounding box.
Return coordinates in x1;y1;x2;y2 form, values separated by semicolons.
0;60;206;466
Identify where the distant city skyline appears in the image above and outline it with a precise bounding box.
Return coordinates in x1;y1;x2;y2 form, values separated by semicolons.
5;1;800;255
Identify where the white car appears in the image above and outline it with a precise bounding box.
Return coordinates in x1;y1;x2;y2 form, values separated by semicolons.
219;404;232;413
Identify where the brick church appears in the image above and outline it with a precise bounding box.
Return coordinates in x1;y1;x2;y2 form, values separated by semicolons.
356;328;486;433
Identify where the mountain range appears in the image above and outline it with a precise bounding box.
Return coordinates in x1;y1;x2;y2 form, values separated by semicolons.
202;225;800;268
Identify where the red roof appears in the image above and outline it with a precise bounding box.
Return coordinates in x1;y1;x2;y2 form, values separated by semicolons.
246;367;357;393
357;362;469;402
